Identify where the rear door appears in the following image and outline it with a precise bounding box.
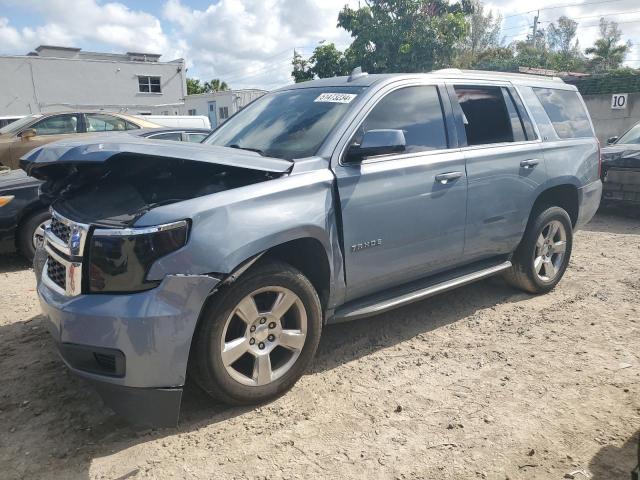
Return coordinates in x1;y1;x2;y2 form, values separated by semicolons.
333;83;468;301
447;82;547;261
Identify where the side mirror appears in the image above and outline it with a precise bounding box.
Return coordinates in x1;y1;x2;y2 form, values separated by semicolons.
607;136;618;145
19;128;36;140
345;129;406;163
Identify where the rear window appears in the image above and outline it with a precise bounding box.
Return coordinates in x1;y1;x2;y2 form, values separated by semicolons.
532;88;592;139
454;85;524;146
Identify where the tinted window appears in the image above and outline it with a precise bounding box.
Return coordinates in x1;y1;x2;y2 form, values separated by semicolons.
502;89;527;142
86;114;128;132
32;114;80;135
616;123;640;145
148;132;182;141
353;86;448;153
454;85;514;145
205;87;364;160
533;87;592;139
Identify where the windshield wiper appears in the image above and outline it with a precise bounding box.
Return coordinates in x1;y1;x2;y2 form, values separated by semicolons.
228;144;266;156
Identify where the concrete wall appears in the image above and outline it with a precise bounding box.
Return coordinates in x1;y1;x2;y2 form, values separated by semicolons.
151;90;266;126
583;92;640;143
0;55;186;115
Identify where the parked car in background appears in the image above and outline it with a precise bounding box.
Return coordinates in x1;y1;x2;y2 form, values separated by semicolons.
0;115;25;129
0;127;210;261
133;115;211;129
25;69;601;427
0;112;161;169
601;121;640;207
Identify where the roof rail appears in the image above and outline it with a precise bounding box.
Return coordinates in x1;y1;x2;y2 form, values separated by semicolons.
432;68;563;82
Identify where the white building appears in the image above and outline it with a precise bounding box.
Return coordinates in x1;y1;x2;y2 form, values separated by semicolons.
153;89;266;128
0;45;186;115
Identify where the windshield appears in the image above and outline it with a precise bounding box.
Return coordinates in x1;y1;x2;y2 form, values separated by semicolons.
204;87;364;160
0;114;42;135
617;123;640;145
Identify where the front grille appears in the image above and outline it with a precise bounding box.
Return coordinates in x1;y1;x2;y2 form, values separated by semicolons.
50;216;71;243
47;255;66;290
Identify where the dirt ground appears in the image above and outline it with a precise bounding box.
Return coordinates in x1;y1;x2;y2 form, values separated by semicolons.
0;210;639;480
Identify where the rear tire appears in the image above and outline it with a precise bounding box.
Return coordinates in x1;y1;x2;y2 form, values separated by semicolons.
504;206;573;294
191;260;322;405
17;210;50;262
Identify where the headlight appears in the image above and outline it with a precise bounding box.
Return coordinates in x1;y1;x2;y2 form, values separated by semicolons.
88;220;189;293
0;195;15;207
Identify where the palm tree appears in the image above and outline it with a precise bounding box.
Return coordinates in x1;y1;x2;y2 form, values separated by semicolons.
204;78;230;92
585;19;631;72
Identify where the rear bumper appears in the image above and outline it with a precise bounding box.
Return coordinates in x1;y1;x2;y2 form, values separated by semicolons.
37;271;219;427
575;179;602;229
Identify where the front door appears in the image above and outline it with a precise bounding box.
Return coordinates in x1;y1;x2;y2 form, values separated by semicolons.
208;101;218;129
334;85;467;302
9;113;82;169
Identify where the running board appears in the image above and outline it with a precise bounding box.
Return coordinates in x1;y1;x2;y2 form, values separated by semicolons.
330;260;512;323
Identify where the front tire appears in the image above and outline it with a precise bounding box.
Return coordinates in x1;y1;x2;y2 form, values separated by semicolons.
504;206;573;294
191;261;322;405
17;210;50;262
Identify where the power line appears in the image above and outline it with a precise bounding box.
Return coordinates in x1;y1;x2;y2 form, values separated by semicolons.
504;0;628;20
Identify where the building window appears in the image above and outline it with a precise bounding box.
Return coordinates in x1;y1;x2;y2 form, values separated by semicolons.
219;107;229;119
138;76;161;93
188;109;197;116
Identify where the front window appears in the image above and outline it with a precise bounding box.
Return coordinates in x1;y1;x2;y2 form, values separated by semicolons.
0;114;43;135
32;114;80;135
138;76;161;93
617;123;640;145
204;87;364;160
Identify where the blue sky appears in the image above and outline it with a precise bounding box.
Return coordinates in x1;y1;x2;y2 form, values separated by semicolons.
0;0;638;89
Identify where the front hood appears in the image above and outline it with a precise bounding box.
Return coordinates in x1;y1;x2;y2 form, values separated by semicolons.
20;135;293;180
601;144;640;169
0;169;41;191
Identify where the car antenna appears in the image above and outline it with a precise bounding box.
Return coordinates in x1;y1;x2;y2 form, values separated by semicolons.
347;66;368;82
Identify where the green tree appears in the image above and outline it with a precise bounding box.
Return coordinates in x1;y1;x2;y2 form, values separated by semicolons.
204;78;230;92
455;0;503;68
336;0;473;73
545;16;586;72
310;43;351;78
291;50;314;83
186;78;205;95
585;18;632;72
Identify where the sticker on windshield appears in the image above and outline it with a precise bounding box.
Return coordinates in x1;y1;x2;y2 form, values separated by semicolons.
314;93;357;104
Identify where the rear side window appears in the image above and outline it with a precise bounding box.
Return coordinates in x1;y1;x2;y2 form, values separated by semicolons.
354;85;448;153
454;85;523;146
532;88;592;139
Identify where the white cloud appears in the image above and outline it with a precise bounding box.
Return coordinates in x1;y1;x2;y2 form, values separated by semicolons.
0;0;173;56
161;0;357;89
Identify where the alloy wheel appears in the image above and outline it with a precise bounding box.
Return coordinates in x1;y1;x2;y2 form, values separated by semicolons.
533;220;567;282
220;286;307;387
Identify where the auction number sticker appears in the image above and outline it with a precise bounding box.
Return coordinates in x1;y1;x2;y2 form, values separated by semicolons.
314;93;357;103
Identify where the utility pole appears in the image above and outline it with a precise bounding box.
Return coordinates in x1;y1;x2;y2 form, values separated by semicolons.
532;10;540;49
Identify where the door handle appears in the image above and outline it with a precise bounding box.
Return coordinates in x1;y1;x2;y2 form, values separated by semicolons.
520;159;540;169
435;171;463;184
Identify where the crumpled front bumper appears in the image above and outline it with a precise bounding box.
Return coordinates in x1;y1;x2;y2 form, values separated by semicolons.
37;267;219;427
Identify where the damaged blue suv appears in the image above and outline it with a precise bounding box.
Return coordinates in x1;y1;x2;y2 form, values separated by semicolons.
24;69;602;427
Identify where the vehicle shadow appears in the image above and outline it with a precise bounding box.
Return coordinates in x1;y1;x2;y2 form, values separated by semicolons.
588;430;639;479
0;253;30;274
0;276;529;479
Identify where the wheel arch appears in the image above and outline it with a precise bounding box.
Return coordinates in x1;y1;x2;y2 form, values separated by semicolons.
529;182;579;228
